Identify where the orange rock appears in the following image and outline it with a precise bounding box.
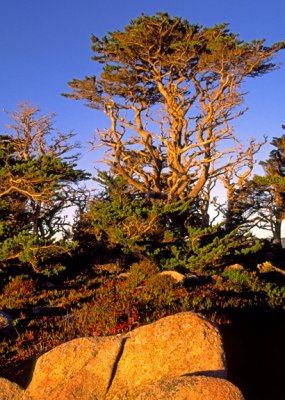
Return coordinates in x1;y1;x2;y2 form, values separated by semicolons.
23;336;122;400
23;312;241;400
134;375;245;400
0;377;24;400
106;312;226;399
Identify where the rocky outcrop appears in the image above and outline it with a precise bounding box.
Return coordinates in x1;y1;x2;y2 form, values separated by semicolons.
0;377;24;400
23;336;122;400
224;264;244;272
158;270;186;284
6;312;243;399
106;312;226;399
133;376;245;400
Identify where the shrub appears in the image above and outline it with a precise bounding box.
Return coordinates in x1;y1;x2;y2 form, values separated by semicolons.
79;181;262;275
0;275;37;309
221;269;253;288
129;259;159;284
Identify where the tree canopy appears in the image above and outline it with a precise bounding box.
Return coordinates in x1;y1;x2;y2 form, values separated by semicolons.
0;103;90;272
66;13;284;206
253;130;285;246
63;13;285;266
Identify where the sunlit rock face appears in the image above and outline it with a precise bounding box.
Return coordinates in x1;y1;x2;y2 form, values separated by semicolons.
132;376;245;400
23;336;123;400
106;312;227;399
19;312;244;400
0;377;24;400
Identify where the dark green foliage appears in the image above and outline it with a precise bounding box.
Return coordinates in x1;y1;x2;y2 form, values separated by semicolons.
129;259;159;284
75;171;261;274
0;104;90;273
253;130;285;246
166;226;262;273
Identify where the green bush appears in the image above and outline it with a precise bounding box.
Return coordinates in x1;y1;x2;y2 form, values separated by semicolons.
129;259;159;284
76;173;262;275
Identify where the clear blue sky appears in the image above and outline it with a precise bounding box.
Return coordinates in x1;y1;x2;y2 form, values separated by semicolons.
0;0;284;174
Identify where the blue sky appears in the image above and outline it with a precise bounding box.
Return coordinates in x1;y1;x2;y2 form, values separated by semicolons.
0;0;284;175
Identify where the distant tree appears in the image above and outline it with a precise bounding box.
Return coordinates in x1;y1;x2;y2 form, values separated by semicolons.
213;139;266;232
65;13;284;204
253;130;285;247
0;103;90;272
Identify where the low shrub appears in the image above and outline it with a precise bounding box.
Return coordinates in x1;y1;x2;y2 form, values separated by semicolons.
129;259;158;284
0;275;37;309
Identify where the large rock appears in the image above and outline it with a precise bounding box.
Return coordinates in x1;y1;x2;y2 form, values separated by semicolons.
134;375;245;400
23;336;123;400
0;377;24;400
224;264;244;272
106;312;226;399
158;270;186;284
23;312;234;399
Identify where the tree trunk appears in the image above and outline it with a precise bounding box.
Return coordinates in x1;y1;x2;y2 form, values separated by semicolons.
272;218;282;248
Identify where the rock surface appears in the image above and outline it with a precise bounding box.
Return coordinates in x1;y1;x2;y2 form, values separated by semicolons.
133;376;245;400
23;336;123;400
224;264;244;272
158;270;186;284
0;377;24;400
106;312;226;399
16;312;244;400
